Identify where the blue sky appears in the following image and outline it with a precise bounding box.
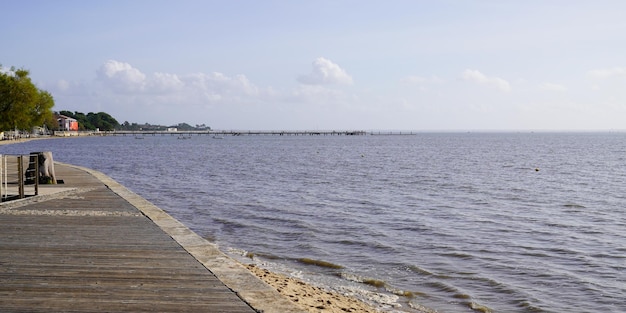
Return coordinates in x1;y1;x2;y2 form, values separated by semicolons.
2;1;626;130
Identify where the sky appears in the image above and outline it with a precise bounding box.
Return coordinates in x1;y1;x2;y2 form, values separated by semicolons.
2;0;626;131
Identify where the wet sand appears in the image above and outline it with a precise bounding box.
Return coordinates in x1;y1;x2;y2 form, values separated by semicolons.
246;264;382;313
245;264;437;313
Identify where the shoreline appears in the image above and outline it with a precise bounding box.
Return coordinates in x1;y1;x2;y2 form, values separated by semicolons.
245;264;389;313
0;135;67;146
238;257;438;313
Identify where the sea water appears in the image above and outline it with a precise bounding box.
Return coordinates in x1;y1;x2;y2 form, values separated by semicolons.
3;132;625;312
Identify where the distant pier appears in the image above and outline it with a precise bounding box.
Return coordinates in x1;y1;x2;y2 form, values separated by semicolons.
53;130;419;137
98;130;368;136
92;130;418;137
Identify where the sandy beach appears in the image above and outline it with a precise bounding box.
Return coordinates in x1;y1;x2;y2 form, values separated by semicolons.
0;138;32;146
245;264;437;313
246;264;383;313
0;136;57;146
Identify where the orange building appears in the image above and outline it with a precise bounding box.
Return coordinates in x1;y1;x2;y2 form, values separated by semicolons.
57;115;79;131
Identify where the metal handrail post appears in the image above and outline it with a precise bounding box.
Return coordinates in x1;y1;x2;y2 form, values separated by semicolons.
0;154;3;201
34;154;39;195
2;155;5;200
18;155;24;199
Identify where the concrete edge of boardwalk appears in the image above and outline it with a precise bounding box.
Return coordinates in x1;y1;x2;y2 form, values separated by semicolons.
57;161;307;313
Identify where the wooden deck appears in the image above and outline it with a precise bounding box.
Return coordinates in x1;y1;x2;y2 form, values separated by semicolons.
0;163;304;312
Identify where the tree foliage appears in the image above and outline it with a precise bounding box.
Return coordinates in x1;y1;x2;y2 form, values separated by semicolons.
0;66;55;130
58;110;120;131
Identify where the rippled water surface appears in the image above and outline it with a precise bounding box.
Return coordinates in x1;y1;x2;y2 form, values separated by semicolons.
3;133;625;312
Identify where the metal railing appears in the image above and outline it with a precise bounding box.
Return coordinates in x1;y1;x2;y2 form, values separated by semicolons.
0;154;40;202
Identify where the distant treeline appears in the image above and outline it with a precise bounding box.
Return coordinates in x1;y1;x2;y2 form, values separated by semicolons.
59;110;211;132
58;111;120;131
118;121;211;131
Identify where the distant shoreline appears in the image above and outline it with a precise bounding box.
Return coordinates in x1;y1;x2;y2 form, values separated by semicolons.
0;137;54;146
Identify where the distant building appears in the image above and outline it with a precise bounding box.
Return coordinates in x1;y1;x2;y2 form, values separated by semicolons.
57;115;79;131
32;126;49;135
166;127;178;132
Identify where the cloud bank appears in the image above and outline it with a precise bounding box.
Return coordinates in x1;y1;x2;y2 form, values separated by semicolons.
461;69;511;92
297;57;353;85
588;67;626;79
97;60;147;93
96;60;265;103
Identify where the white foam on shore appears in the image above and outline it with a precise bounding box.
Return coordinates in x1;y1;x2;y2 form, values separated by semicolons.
224;247;424;313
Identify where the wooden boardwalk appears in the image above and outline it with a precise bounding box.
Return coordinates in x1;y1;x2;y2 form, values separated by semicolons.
0;163;304;312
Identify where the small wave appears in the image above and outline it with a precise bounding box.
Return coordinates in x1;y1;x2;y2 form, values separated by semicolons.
469;301;493;313
225;247;264;260
340;272;422;300
590;252;626;259
297;258;344;269
246;251;282;260
263;253;286;260
336;285;401;309
343;268;497;313
213;217;249;230
406;265;435;276
424;281;494;312
363;278;386;288
440;251;474;260
337;239;368;246
386;288;421;298
563;203;586;209
454;293;471;299
425;281;460;294
225;247;249;257
408;301;439;313
340;272;387;287
513;299;547;312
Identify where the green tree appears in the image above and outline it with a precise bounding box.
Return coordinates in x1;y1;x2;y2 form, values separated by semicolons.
87;112;119;131
33;90;56;129
0;66;55;131
58;110;119;131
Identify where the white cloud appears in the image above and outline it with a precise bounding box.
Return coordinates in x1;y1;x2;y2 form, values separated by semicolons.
149;72;184;92
289;85;349;104
97;60;147;92
297;57;353;85
57;79;71;91
182;72;266;106
461;69;511;92
95;60;270;105
539;82;567;92
588;67;626;79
